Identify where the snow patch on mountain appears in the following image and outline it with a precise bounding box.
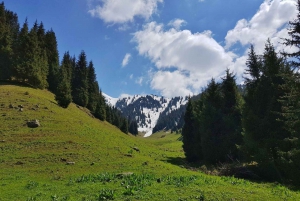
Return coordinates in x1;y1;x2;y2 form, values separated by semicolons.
103;93;119;106
103;93;187;137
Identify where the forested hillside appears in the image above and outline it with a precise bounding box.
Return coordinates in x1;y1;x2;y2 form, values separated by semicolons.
0;2;137;135
181;2;300;184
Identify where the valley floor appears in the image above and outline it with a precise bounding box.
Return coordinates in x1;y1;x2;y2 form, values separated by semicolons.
0;85;299;200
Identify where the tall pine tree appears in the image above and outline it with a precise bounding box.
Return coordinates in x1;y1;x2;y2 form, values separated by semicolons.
72;51;89;107
55;52;73;108
45;29;59;92
87;61;100;113
182;98;200;162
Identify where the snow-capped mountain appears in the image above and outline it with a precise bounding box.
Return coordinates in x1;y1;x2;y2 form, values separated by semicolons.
103;93;188;137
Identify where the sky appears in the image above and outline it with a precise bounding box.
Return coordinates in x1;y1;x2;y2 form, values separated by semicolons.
4;0;298;98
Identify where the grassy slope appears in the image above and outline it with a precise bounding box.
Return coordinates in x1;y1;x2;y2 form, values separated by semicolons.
0;85;299;201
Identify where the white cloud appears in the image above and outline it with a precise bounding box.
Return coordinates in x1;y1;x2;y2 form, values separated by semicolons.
168;19;187;30
88;0;163;24
132;0;298;97
129;74;133;79
133;21;234;97
122;53;132;67
225;0;297;54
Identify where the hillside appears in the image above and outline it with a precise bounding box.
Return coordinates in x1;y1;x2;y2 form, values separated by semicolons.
1;84;300;200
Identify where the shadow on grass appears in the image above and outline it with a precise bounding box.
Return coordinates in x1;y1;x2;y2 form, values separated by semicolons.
164;156;300;191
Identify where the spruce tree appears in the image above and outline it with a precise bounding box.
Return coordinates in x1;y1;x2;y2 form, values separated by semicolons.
279;0;300;184
55;65;72;108
129;120;138;135
45;29;59;92
87;61;100;113
283;0;300;69
55;52;73;108
4;7;19;79
200;79;224;163
28;22;48;88
94;90;106;121
220;69;243;160
15;19;29;81
105;105;112;123
242;41;290;181
0;2;12;80
182;98;200;162
120;117;129;134
72;51;89;107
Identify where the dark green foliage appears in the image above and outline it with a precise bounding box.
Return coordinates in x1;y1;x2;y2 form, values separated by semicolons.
105;105;112;124
87;61;100;113
200;79;224;163
220;70;243;160
55;69;72;108
120;117;129;134
94;90;106;121
277;0;300;184
14;20;48;89
182;98;201;162
45;29;59;92
129;119;138;135
0;2;17;80
242;41;293;182
182;73;243;164
283;0;300;69
72;51;89;107
55;52;73;108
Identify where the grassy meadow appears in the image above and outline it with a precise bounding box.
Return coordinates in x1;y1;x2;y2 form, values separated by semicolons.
0;84;299;200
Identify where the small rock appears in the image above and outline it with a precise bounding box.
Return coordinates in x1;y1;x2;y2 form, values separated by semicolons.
60;158;67;162
90;162;95;166
0;140;6;143
19;108;23;112
35;104;39;108
133;147;140;152
116;172;133;178
66;161;75;165
157;178;161;183
15;161;24;165
27;120;40;128
18;105;23;108
9;104;14;108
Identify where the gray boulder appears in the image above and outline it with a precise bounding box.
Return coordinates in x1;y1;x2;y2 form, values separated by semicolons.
27;120;40;128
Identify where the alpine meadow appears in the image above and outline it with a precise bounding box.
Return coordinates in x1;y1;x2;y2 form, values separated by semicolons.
1;0;300;201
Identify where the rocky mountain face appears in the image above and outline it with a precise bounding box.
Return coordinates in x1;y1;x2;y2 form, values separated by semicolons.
103;93;188;137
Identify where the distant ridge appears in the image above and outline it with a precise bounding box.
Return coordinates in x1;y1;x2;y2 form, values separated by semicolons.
103;93;188;137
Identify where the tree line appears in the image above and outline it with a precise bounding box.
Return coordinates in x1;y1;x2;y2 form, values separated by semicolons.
0;2;138;135
182;1;300;185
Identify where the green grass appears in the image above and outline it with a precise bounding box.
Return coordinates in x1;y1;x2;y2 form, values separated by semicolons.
0;84;299;200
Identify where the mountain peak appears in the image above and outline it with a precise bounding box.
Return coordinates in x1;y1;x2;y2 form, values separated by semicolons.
103;93;188;137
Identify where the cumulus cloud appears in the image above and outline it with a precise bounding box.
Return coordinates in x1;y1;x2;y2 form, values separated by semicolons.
133;21;234;97
122;53;132;67
225;0;297;54
88;0;163;24
128;0;297;97
168;19;187;30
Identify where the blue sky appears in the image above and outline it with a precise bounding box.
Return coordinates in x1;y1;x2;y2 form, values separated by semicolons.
4;0;298;98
